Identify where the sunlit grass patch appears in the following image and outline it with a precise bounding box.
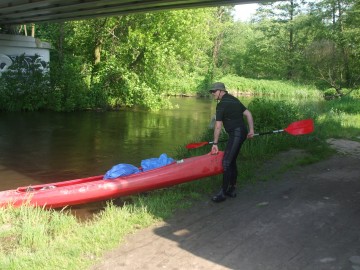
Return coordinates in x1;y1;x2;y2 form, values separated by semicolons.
0;200;162;270
220;74;322;99
316;98;360;140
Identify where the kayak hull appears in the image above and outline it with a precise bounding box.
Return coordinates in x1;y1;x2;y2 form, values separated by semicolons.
0;152;224;208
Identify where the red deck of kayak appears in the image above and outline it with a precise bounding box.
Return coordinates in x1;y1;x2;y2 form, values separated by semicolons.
0;152;224;208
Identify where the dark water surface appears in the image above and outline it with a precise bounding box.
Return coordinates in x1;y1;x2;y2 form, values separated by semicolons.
0;97;217;217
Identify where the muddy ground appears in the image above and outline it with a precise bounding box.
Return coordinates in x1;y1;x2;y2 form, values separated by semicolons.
90;139;360;270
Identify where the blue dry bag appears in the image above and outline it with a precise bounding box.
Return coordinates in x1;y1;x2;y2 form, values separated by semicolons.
103;163;140;180
140;153;174;171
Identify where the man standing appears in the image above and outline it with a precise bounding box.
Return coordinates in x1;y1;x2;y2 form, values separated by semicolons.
209;82;254;202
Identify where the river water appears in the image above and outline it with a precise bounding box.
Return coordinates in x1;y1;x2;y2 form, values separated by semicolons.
0;97;221;216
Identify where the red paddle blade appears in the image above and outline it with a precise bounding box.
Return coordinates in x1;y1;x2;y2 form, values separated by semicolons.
186;141;209;149
284;119;314;135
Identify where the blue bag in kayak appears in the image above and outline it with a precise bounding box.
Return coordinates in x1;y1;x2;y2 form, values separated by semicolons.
103;163;140;180
141;153;174;172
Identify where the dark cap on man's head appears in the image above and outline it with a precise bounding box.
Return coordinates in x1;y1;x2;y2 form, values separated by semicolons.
209;82;226;93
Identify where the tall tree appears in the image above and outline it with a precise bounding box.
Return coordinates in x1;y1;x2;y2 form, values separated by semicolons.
306;0;357;93
34;8;218;110
343;0;360;87
208;6;235;80
254;0;305;79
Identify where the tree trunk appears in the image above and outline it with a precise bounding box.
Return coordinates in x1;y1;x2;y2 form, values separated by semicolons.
336;0;351;87
212;7;225;73
94;41;101;65
31;24;35;37
58;23;64;66
287;0;295;79
90;19;108;87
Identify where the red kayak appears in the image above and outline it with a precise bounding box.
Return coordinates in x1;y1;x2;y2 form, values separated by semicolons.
0;152;224;208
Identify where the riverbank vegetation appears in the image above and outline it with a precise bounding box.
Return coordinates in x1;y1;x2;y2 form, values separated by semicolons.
1;0;359;111
1;94;359;270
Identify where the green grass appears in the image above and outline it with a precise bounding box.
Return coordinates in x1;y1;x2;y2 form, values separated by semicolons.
219;74;322;99
1;80;359;270
0;200;161;270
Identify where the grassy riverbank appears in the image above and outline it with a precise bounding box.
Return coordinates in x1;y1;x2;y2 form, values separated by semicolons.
219;74;323;99
0;84;359;270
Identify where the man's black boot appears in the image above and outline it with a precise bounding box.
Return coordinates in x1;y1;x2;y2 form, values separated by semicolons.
225;185;236;198
212;189;226;203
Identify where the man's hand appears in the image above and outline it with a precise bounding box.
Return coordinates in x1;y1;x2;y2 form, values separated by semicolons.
247;131;254;139
211;145;219;154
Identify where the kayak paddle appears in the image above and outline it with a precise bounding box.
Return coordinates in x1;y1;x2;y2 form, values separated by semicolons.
186;119;314;149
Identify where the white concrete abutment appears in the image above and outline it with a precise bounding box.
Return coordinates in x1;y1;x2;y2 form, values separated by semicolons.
0;34;51;75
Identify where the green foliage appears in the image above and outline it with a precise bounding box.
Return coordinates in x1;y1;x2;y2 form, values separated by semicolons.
325;96;360;114
0;54;50;111
350;88;360;98
39;9;217;110
247;98;301;131
94;57;172;110
48;55;92;111
3;0;358;111
316;95;360;140
323;88;338;98
217;0;359;91
218;74;321;98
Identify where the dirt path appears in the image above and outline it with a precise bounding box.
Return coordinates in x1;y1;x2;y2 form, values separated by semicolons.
90;139;360;270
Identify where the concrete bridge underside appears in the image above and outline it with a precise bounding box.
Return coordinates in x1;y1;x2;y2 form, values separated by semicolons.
0;0;260;25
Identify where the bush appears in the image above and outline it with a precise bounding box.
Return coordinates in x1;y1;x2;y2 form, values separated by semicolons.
48;55;92;112
323;88;338;98
247;98;301;131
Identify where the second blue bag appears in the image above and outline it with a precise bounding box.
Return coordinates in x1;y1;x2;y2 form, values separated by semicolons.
141;153;174;171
